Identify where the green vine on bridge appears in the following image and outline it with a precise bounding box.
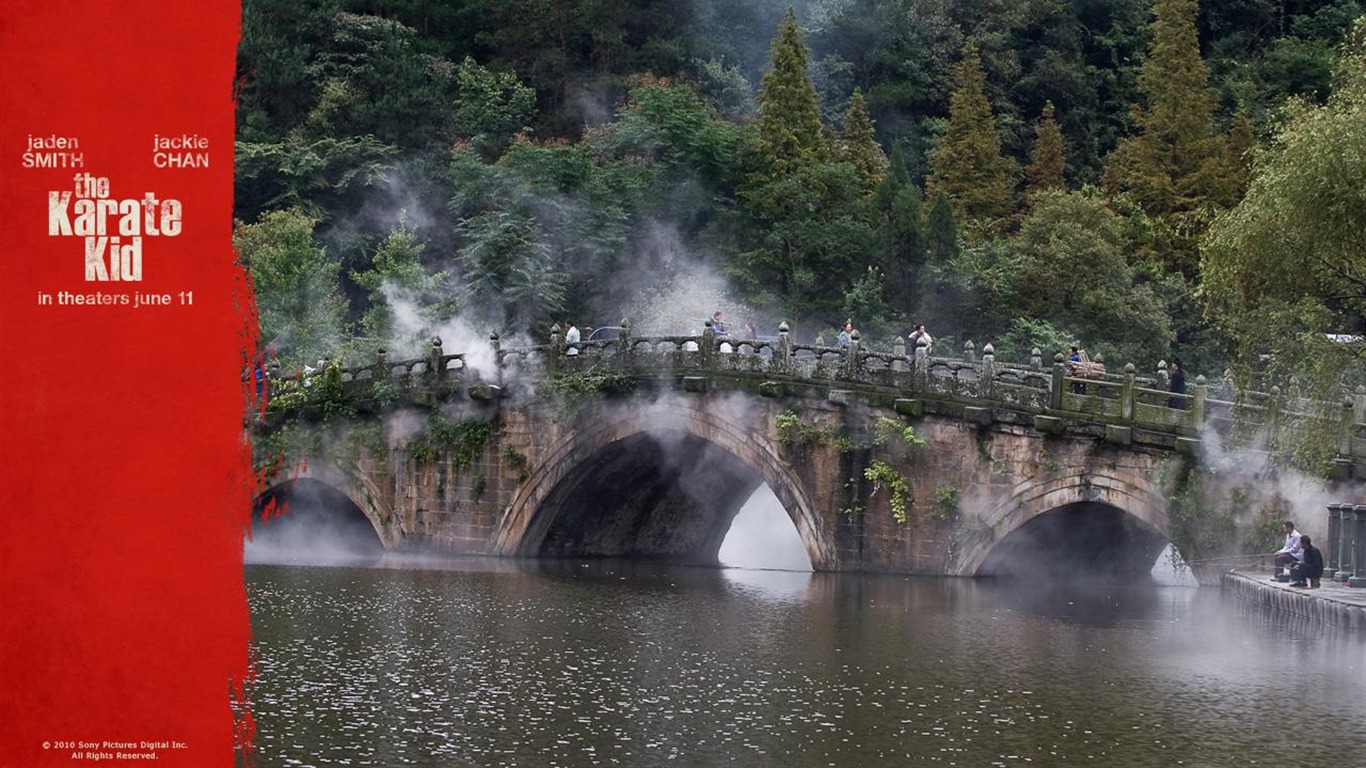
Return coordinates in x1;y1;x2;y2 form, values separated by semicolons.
775;411;847;448
865;460;912;524
408;414;496;468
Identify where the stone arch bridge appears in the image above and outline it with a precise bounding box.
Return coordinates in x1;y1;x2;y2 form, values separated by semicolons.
254;325;1366;582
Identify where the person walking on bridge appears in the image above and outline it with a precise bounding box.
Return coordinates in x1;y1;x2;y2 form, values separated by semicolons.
564;320;580;356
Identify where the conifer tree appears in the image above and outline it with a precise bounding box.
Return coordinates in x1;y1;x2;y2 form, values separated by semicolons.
755;8;829;178
926;42;1016;239
838;89;888;193
1024;101;1066;196
925;190;959;265
1103;0;1227;270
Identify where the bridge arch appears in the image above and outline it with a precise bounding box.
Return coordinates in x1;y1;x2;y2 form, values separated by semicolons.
252;461;391;549
956;468;1172;578
494;400;834;568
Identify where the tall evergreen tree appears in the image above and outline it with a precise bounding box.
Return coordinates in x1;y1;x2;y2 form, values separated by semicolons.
754;8;829;179
925;190;959;265
926;42;1016;239
1103;0;1228;270
838;89;889;193
1024;101;1067;196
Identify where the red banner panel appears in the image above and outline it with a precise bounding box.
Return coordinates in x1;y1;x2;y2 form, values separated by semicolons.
0;4;254;766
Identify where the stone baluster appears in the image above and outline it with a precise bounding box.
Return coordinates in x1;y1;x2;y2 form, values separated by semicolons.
776;321;791;375
617;317;632;358
1192;375;1207;433
846;329;862;379
914;334;929;376
1049;353;1065;411
1326;503;1344;580
429;337;444;383
1351;505;1366;588
489;331;502;386
701;320;716;370
1337;504;1355;584
979;343;996;398
1266;385;1282;443
1030;347;1042;371
1120;363;1136;421
963;340;976;364
1341;397;1357;456
893;336;907;373
547;323;562;375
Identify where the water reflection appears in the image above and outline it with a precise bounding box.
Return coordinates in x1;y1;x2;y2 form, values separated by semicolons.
246;559;1366;768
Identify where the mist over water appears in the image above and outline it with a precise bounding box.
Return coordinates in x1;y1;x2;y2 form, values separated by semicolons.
245;560;1366;768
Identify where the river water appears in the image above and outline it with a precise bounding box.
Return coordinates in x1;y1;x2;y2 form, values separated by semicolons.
244;557;1365;767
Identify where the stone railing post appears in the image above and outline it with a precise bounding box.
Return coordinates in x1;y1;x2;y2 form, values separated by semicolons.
892;336;907;373
1355;385;1366;425
429;337;444;384
1049;353;1065;411
776;321;791;375
1336;504;1355;583
1341;397;1357;456
701;319;716;370
963;340;976;364
1030;347;1043;371
1351;505;1366;588
1266;385;1282;443
1192;374;1207;433
1120;363;1136;421
489;331;503;386
979;343;996;398
547;324;562;375
617;317;632;358
1326;503;1345;579
846;330;862;379
913;335;929;376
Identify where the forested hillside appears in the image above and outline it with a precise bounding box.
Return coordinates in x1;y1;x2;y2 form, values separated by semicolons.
234;0;1364;393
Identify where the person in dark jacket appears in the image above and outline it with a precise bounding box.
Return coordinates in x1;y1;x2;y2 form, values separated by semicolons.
1168;358;1187;409
1289;535;1325;588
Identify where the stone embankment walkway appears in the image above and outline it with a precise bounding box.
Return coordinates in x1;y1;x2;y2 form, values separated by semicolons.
1222;570;1366;631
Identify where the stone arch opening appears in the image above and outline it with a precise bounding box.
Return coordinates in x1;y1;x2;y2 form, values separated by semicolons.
976;500;1169;581
519;428;810;567
247;478;384;564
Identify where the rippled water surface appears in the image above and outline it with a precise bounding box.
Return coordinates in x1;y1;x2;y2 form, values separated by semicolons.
246;559;1365;767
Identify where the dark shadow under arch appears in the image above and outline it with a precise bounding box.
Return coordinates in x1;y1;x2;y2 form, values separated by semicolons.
976;501;1168;581
525;429;764;565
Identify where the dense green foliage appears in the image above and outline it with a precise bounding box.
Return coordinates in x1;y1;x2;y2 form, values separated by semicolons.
1201;18;1366;428
236;0;1364;397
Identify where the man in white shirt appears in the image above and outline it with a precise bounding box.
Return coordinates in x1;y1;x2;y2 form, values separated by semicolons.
1272;520;1302;581
564;320;580;356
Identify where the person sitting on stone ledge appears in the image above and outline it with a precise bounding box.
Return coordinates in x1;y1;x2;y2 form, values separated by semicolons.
1271;520;1303;582
1289;535;1324;588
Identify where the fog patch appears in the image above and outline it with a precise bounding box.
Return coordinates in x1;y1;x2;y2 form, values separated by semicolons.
720;485;812;571
246;479;384;567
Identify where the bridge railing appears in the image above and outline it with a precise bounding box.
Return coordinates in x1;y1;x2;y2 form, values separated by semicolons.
259;322;1366;466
